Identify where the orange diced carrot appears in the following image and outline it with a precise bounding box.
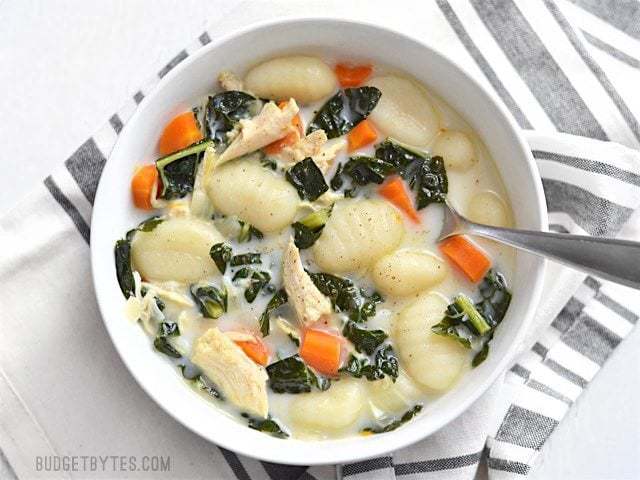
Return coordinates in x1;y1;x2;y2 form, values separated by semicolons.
378;176;421;223
348;119;378;152
131;165;158;210
439;235;491;283
158;111;203;156
300;328;342;376
335;63;373;87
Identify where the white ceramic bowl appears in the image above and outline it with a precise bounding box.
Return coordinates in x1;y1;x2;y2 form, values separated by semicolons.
91;18;547;465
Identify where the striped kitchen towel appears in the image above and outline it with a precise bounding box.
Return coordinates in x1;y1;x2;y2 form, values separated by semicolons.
1;1;639;479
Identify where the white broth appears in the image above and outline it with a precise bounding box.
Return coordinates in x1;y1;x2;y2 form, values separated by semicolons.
115;55;515;440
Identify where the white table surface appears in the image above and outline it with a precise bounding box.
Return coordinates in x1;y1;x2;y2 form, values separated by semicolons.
1;1;639;479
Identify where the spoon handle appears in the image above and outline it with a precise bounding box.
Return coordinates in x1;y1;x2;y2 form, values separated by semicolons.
469;223;640;289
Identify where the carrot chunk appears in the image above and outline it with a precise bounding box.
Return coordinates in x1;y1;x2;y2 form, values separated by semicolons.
348;119;377;152
439;235;491;283
131;165;158;210
300;329;341;376
263;100;303;155
158;111;203;156
234;337;270;366
335;63;373;87
378;176;421;223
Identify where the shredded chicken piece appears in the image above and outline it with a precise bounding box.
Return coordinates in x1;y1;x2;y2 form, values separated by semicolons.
191;327;269;418
282;237;332;326
218;100;300;165
276;130;328;164
218;70;244;92
312;138;347;174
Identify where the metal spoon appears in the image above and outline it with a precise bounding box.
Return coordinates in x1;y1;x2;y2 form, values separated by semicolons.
438;200;640;289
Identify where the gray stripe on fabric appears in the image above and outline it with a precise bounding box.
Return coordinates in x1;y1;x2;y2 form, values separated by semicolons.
533;149;640;186
64;138;106;205
562;315;621;365
109;113;123;134
470;0;608;139
531;342;549;358
597;294;638;324
542;179;633;236
159;49;188;79
487;457;531;475
218;448;251;480
527;379;573;405
435;0;532;128
394;451;482;475
544;0;640;144
510;363;530;379
261;462;309;480
584;276;602;292
342;456;393;476
495;405;558;450
551;297;585;333
569;0;640;40
582;31;640;69
544;358;588;387
133;91;145;104
43;176;90;244
199;31;211;45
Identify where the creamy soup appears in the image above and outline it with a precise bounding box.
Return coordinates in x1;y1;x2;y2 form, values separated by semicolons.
115;55;515;439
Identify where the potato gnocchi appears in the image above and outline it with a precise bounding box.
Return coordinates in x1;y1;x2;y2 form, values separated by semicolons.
115;54;515;440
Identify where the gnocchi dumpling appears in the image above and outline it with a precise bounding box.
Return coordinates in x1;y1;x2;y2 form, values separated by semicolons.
371;249;448;297
368;75;440;147
394;293;467;391
432;130;475;171
244;56;337;104
290;379;365;432
367;370;422;416
206;159;299;233
312;199;405;273
466;191;510;228
131;217;223;282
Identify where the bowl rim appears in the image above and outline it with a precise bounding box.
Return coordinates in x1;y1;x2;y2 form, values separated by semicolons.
91;16;547;465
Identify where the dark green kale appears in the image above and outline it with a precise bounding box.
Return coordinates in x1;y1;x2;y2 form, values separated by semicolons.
342;155;396;186
307;87;381;138
114;239;135;298
245;415;289;439
266;355;329;394
432;269;512;367
330;163;345;190
342;321;388;355
205;91;262;144
156;139;214;199
196;375;224;400
153;337;182;358
259;289;288;336
292;206;332;249
137;216;165;232
307;271;382;323
286;157;329;201
209;243;232;274
375;140;447;209
237;221;264;243
190;284;228;319
230;253;262;266
244;270;272;303
362;405;423;434
158;322;180;337
341;345;399;381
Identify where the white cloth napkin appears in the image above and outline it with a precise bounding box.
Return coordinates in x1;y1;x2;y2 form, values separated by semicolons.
2;1;640;479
